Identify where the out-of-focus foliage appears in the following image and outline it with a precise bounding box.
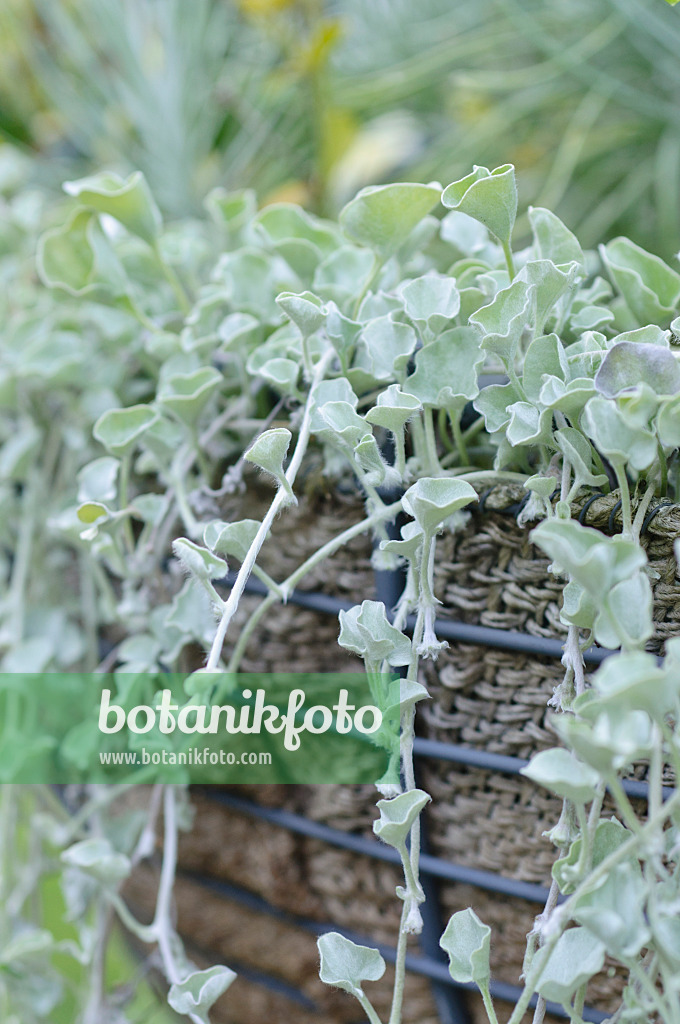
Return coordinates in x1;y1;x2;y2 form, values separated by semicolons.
5;0;319;216
332;0;680;255
2;0;680;252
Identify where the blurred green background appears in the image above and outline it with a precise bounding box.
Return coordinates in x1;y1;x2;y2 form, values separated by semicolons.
1;0;680;255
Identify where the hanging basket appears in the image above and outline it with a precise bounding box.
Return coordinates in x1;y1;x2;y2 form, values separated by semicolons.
418;485;680;1019
124;482;680;1024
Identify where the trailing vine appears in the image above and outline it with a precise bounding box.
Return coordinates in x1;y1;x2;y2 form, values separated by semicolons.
3;161;680;1021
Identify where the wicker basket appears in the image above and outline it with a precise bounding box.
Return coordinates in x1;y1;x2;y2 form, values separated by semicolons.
125;482;680;1024
418;486;680;1019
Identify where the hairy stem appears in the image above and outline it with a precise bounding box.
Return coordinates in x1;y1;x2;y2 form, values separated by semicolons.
357;990;385;1024
451;409;470;466
613;464;632;538
206;350;333;669
388;903;410;1024
422;407;442;475
480;982;500;1024
227;501;402;672
153;243;191;314
631;478;656;541
502;240;516;279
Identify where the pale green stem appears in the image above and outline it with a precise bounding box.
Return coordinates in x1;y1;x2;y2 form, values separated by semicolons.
560;456;571;503
227;593;275;673
564;624;586;699
385;578;427;1024
152;243;191;314
583;786;605;875
422;407;442;475
450;409;470;466
82;899;112;1024
461;469;529;485
252;566;284;598
401;707;417;795
397;841;422;906
418;532;437;609
7;468;39;646
393;557;420;636
59;785;135;843
152;787;181;979
353;254;382;320
393;427;407;480
502;240;516;279
438;408;457;455
169;468;200;539
559;792;601;905
607;776;642;835
109;892;155;943
301;333;319;382
506;364;526;401
357;990;384;1024
206;350;333;669
628;958;676;1024
565;480;582;505
570;802;590;880
647;726;664;871
0;787;14;934
359;471;388;516
391;574;416;635
662;721;680;788
120;294;164;333
410;412;428;470
530;874;562;1024
657;442;668;497
506;933;561;1024
130;785;164;867
148;788;205;1024
613;464;633;538
631;478;656;541
462;414;486;443
480;982;500;1024
650;726;664;825
570;982;586;1023
118;452;136;552
656;959;680;1024
78;550;99;670
389;899;410;1024
190;426;212;481
196;576;226;610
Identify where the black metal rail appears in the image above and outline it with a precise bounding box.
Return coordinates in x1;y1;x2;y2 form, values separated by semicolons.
222;569;615;665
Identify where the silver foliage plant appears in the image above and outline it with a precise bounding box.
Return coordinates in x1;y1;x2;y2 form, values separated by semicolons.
3;158;680;1020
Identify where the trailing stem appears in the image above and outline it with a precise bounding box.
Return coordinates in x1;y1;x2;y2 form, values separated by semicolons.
613;464;633;538
205;350;333;670
226;500;403;672
508;789;680;1024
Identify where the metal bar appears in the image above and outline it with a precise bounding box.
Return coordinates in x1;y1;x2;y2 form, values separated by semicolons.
201;789;552;904
218;571;615;664
412;738;671;803
414;737;529;775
